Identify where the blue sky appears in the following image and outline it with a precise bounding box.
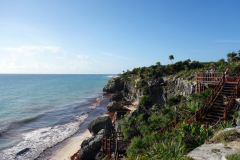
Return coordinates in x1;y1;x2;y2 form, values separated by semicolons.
0;0;240;74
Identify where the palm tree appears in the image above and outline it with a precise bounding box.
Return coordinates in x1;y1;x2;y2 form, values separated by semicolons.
227;52;237;62
169;55;174;64
156;62;161;67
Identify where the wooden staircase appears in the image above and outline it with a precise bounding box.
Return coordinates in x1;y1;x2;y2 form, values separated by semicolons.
158;76;240;133
201;83;236;124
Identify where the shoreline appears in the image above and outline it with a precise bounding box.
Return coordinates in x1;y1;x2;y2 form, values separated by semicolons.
49;114;111;160
49;130;91;160
49;92;138;160
48;94;112;160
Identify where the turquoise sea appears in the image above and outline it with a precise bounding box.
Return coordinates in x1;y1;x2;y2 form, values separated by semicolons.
0;74;113;160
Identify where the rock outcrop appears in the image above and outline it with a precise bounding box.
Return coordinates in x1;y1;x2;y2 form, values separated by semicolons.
110;91;124;102
88;116;113;135
123;77;196;106
187;143;238;160
103;77;124;93
107;101;122;112
187;127;240;160
79;129;105;160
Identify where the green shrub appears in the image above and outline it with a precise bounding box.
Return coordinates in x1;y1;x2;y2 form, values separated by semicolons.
140;95;152;108
167;96;180;106
217;120;234;129
126;133;161;158
138;140;186;160
175;122;214;150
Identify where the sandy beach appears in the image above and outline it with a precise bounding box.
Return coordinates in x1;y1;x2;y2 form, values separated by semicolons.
49;100;138;160
49;130;92;160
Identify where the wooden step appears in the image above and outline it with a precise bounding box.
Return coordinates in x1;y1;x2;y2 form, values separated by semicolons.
204;117;218;122
208;112;224;117
221;91;234;94
211;107;225;111
206;114;223;119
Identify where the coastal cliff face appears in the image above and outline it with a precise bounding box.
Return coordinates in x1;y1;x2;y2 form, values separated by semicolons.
104;76;196;106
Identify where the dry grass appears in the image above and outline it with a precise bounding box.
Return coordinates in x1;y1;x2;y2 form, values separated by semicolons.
206;129;240;145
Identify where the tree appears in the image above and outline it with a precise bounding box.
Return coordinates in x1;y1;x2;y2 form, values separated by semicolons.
217;58;225;65
227;52;237;62
169;55;174;64
156;62;161;67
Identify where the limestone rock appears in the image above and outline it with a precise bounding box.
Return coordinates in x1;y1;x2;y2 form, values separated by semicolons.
147;79;160;86
95;152;102;160
107;101;122;112
110;91;124;102
187;144;238;160
103;77;124;93
88;116;112;135
121;97;132;105
79;129;105;160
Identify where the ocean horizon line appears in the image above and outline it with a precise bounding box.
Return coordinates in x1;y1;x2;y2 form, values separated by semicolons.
0;73;118;75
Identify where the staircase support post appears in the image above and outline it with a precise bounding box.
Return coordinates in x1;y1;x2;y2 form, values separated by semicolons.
174;118;178;126
197;82;199;93
223;110;227;120
195;111;198;121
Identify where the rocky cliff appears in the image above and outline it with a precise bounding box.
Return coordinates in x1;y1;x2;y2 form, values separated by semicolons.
103;76;197;106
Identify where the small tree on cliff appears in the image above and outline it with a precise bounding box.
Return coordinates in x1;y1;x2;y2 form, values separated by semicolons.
227;52;237;62
169;55;174;64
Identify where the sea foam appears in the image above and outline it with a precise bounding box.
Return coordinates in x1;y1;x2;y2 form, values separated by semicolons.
0;114;88;160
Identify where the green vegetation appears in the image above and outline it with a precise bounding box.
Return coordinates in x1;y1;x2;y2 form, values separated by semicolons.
211;148;220;153
117;50;240;159
139;95;152;109
138;140;186;160
217;120;234;130
121;89;215;159
226;152;240;160
118;49;240;84
208;129;238;144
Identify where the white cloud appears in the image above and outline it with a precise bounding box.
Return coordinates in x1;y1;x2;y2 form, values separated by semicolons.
77;54;88;59
0;45;93;73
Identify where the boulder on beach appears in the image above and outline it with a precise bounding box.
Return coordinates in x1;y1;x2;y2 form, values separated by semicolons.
88;116;112;135
79;129;105;160
107;101;122;112
103;77;124;93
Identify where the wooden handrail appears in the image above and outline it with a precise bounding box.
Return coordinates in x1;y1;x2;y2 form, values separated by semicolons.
223;79;240;120
197;72;224;83
158;74;225;134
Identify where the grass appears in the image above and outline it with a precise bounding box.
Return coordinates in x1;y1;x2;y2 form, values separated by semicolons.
211;148;220;153
226;152;240;160
208;129;238;145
